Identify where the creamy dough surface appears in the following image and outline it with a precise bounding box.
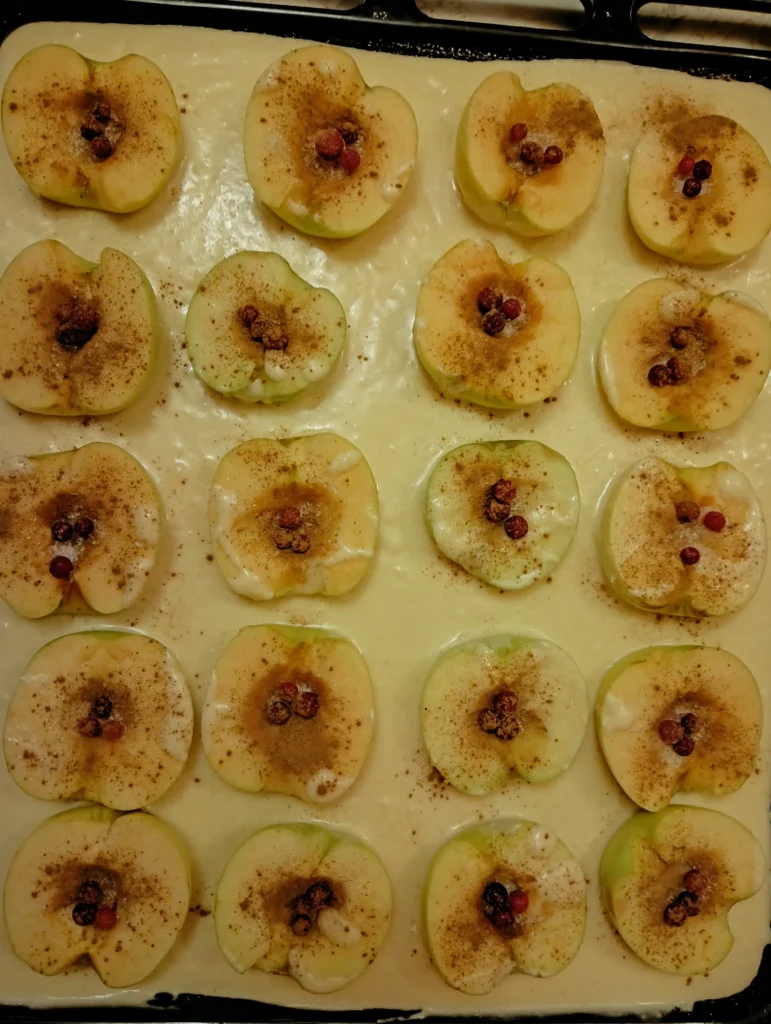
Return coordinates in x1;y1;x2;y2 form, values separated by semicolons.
0;20;770;1015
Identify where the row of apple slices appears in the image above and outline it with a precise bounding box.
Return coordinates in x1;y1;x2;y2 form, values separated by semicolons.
0;438;765;618
6;804;764;991
3;236;770;430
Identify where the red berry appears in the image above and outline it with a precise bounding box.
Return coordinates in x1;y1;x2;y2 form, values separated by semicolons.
339;148;361;173
101;719;125;741
504;515;529;540
693;159;712;181
680;546;700;566
658;719;682;745
678;155;695;176
315;129;344;160
510;890;529;914
682;177;701;198
501;298;521;320
477;287;501;314
51;520;73;542
509;122;528;143
543;145;563;165
703;510;726;533
94;906;117;930
49;555;73;580
73;517;94;539
280;681;298;698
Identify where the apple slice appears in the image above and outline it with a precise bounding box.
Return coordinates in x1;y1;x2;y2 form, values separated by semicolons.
456;72;605;236
414;239;580;408
0;442;161;619
2;44;181;213
202;624;373;804
421;636;587;795
600;455;766;617
0;239;159;416
185;251;345;403
4;806;191;987
628;115;771;264
425;819;586;995
4;630;193;810
215;823;392;993
426;440;579;589
596;645;761;813
209;433;378;600
600;278;771;432
600;805;765;975
244;44;417;238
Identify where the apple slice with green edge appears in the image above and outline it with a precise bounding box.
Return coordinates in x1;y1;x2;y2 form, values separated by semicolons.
421;636;587;795
600;455;765;618
2;44;181;213
185;251;345;403
202;624;373;804
0;442;161;619
599;278;771;432
209;433;378;601
456;72;605;237
414;239;580;408
426;440;579;589
215;823;392;993
244;44;417;238
425;819;586;995
596;645;761;813
4;630;193;810
4;805;191;987
628;115;771;264
600;805;765;975
0;239;159;416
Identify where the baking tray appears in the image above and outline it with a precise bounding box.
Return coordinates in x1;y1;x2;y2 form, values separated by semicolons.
0;0;770;1020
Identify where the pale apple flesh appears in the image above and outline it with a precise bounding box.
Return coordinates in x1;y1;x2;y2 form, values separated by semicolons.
4;806;191;987
209;433;378;601
2;44;181;213
215;823;392;992
421;636;587;795
596;645;761;812
628;115;771;264
244;44;417;238
600;805;765;975
185;251;345;403
0;442;162;618
0;239;159;415
202;624;374;803
600;455;766;617
426;439;580;589
4;631;193;809
456;72;605;237
600;278;771;432
424;819;586;995
414;240;580;408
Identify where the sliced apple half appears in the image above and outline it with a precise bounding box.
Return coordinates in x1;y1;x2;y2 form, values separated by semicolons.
600;805;765;975
456;72;605;237
600;456;766;617
209;433;378;601
426;440;579;589
185;251;345;403
414;239;580;408
0;239;159;416
600;278;771;432
2;44;181;213
0;442;161;619
215;823;392;993
596;645;761;812
244;44;417;238
421;636;587;795
425;819;586;995
4;630;193;810
202;624;373;804
628;115;771;264
4;805;191;987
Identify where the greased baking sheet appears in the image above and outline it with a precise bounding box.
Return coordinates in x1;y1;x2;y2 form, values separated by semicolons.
0;20;770;1015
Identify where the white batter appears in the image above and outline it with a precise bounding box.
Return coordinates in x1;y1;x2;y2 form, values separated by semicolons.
0;19;769;1016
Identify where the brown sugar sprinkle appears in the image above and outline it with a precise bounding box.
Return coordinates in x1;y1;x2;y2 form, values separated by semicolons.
54;300;99;352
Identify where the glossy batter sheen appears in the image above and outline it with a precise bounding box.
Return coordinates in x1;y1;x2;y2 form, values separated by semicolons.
0;20;769;1016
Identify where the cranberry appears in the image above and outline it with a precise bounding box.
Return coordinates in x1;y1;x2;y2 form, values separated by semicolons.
94;906;118;930
683;869;706;894
49;555;73;580
265;696;292;725
693;159;712;180
678;155;695;176
239;305;259;328
543;145;563;165
482;310;506;336
519;141;542;165
493;690;518;718
280;681;298;699
73;517;94;539
315;129;344;160
491;907;514;932
478;707;500;733
72;902;97;926
680;712;697;732
510;890;529;915
658;719;682;745
703;510;726;533
680;546;700;566
680;891;701;916
673;733;696;757
295;690;319;719
492;479;516;503
306;880;334;907
675;501;700;524
501;298;521;320
277;506;302;530
485;498;510;523
76;880;103;904
663;900;687;927
509;122;528;143
80;116;103;140
504;515;528;540
481;882;509;916
339;148;361;173
93;102;112;124
337;121;359;145
291;913;312;936
667;357;687;382
90;136;113;161
91;695;112;720
78;716;102;738
274;529;294;550
477;287;501;313
51;520;73;542
291;533;311;554
101;720;125;741
648;364;671;387
682;177;701;198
